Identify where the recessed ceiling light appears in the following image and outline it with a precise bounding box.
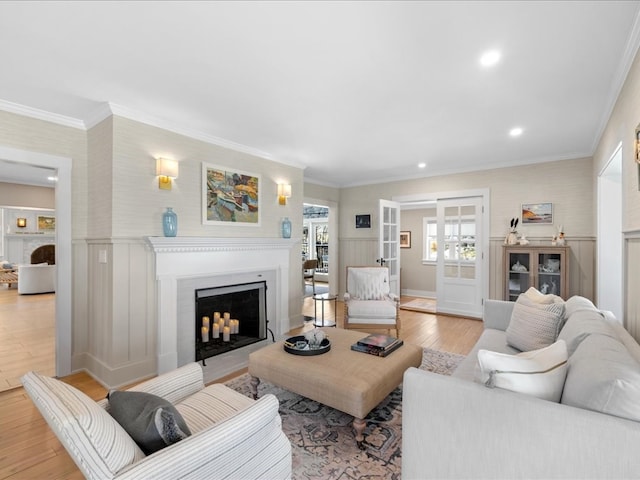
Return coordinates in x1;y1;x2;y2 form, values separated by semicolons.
480;50;501;67
418;162;426;169
509;127;523;137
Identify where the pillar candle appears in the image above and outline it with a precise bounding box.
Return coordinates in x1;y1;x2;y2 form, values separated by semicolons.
212;323;220;339
202;316;210;329
218;318;226;330
224;312;230;321
231;319;237;334
223;326;230;342
213;312;221;322
201;326;209;343
236;319;240;334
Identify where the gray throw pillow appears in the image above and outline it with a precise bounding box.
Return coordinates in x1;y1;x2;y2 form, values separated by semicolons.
506;294;565;352
107;390;191;455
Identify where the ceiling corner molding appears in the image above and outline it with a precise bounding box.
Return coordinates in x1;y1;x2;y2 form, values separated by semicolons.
0;99;85;130
591;4;640;153
104;102;277;162
83;103;114;129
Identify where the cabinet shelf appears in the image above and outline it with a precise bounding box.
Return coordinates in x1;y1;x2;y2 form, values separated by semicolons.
503;245;569;300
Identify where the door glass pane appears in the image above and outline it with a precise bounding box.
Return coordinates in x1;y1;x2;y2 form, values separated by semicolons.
538;253;561;295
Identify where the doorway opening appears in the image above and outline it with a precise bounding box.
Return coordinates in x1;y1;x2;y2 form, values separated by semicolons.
303;204;330;297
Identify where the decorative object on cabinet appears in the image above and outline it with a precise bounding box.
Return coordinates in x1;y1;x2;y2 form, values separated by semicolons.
202;163;260;225
400;231;411;248
503;245;569;301
504;217;519;245
355;214;370;229
521;203;553;224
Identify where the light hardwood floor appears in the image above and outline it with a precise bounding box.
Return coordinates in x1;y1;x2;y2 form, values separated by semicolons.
0;287;55;392
0;288;483;480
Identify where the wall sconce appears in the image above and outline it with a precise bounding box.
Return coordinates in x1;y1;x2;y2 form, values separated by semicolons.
16;218;27;228
277;183;291;205
156;158;179;190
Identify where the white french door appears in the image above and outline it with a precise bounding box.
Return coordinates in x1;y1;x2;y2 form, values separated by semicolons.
378;199;401;296
436;197;484;318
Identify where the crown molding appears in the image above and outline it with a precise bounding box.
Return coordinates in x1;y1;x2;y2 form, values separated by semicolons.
0;99;85;129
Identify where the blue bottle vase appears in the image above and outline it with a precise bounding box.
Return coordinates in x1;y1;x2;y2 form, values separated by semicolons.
281;217;292;238
163;207;178;237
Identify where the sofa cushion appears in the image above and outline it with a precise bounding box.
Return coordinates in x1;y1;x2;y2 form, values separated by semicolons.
506;294;565;351
563;295;598;318
557;307;618;356
476;339;568;402
561;334;640;422
175;383;255;433
347;298;397;318
21;372;143;477
108;390;191;455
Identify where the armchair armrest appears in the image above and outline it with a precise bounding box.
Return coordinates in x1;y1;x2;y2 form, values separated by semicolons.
115;394;291;480
483;299;514;331
388;293;399;303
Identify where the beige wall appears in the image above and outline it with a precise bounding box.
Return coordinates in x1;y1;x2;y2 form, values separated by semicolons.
0;182;55;209
400;207;437;295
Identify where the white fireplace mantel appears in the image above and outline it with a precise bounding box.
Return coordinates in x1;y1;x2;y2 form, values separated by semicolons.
146;236;297;378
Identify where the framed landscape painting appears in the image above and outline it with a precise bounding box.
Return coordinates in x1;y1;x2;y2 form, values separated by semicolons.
37;215;56;231
521;203;553;225
202;163;261;226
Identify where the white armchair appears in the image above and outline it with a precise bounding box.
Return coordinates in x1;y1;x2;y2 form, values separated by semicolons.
22;363;292;480
344;266;400;337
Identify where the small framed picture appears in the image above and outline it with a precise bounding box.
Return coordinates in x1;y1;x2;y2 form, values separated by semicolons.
37;215;56;231
521;203;553;225
400;231;411;248
355;214;371;229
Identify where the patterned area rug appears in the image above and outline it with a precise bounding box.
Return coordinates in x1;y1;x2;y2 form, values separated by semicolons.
225;347;464;480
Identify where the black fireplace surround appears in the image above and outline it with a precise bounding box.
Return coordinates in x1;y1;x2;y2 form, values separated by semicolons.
195;281;268;362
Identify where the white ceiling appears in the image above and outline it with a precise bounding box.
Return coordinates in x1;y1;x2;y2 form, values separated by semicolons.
1;1;639;188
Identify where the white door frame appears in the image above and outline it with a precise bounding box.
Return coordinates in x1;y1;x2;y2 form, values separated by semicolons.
596;142;623;321
378;199;401;297
393;188;490;317
0;145;72;376
303;197;339;293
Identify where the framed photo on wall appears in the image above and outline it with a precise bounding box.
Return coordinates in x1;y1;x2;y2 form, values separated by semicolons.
400;231;411;248
355;214;371;228
202;163;261;226
521;203;553;225
37;215;56;231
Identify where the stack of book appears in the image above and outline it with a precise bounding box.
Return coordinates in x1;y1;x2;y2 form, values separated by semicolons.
350;333;403;357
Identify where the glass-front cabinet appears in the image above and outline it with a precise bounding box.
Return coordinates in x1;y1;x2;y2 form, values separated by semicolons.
503;245;569;301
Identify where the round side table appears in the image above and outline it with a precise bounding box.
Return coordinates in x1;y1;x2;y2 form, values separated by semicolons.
313;293;337;327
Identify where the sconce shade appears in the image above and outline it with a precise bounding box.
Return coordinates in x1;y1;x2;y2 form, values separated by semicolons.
17;218;27;228
277;183;292;205
156;158;179;190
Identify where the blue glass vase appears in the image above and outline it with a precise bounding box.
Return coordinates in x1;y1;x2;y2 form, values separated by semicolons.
163;207;178;237
281;217;292;239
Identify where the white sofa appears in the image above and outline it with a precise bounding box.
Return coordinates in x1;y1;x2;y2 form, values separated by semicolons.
22;363;292;480
402;295;640;479
18;263;56;294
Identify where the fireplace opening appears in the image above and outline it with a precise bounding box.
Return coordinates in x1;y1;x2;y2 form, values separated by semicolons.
195;281;268;362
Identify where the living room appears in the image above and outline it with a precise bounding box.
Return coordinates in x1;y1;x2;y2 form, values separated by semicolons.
1;2;640;478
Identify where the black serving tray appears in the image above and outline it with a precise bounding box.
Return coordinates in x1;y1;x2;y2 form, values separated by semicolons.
283;335;331;356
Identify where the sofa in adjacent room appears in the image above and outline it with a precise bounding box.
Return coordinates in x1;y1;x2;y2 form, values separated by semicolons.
402;290;640;479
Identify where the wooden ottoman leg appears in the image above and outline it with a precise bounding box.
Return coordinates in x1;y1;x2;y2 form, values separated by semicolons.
249;376;260;400
353;417;366;450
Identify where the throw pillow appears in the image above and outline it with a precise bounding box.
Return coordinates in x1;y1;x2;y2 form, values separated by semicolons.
561;334;640;422
522;286;563;305
107;390;191;455
351;269;389;300
476;339;568;402
506;294;565;351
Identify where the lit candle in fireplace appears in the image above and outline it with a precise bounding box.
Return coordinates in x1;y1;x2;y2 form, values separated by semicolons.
230;319;237;334
223;326;230;342
224;312;230;321
214;312;221;322
202;316;210;329
236;319;240;334
212;322;220;339
201;326;209;343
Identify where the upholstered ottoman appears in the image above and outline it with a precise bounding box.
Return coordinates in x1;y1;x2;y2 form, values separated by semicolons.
248;327;422;448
